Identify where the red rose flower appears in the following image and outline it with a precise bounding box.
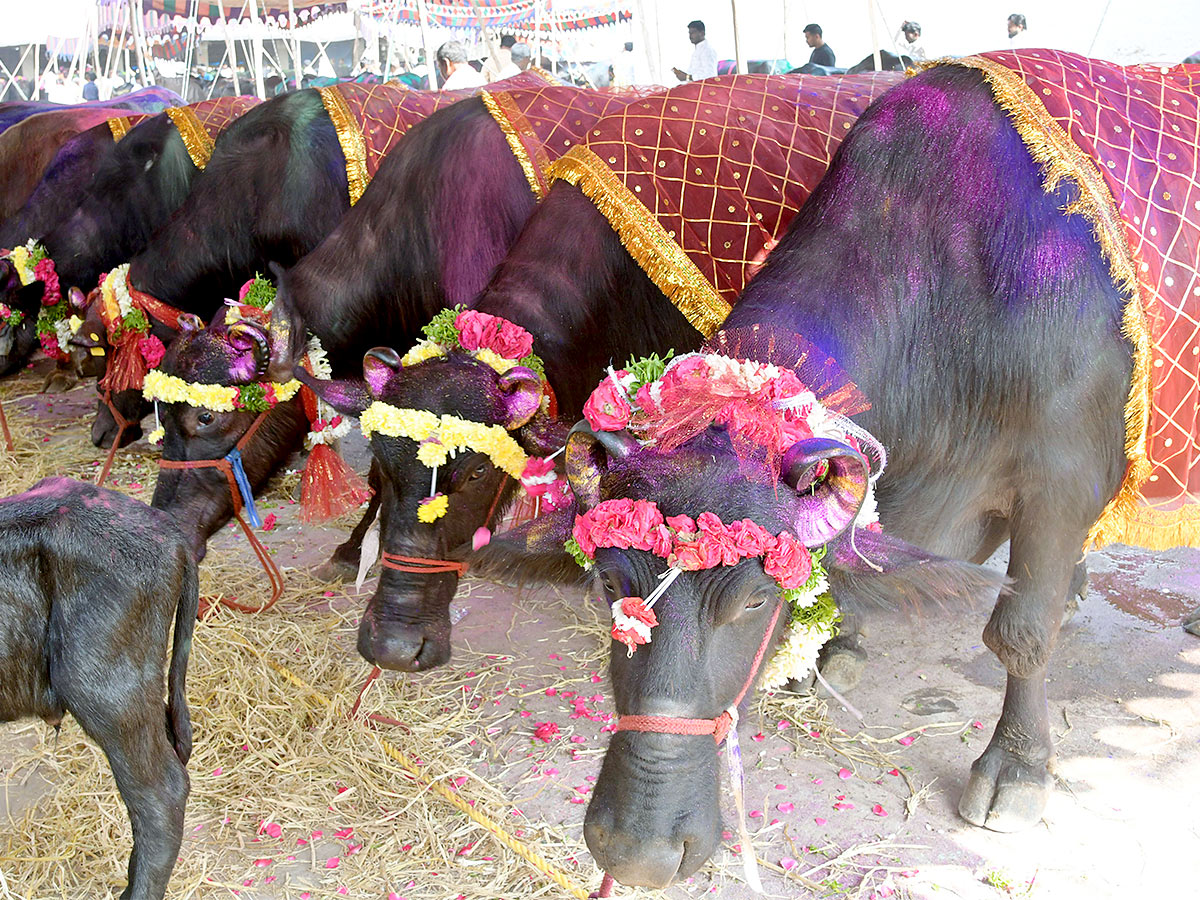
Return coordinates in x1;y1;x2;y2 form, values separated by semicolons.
697;512;742;566
763;533;813;589
138;335;166;369
582;375;633;432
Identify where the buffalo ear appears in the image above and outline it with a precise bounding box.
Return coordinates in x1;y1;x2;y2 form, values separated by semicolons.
294;368;372;417
12;280;45;316
565;421;640;511
497;365;541;429
781;437;868;547
362;346;402;398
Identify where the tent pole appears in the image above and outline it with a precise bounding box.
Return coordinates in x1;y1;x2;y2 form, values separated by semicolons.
415;0;437;90
868;0;881;71
247;0;267;98
533;0;542;70
215;0;242;95
730;0;745;75
34;43;40;100
288;0;302;90
468;0;503;78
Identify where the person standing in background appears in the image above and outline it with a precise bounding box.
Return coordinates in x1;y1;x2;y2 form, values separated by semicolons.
1007;14;1030;49
436;41;486;90
896;21;927;62
671;20;718;82
803;24;836;68
486;34;517;81
82;70;99;101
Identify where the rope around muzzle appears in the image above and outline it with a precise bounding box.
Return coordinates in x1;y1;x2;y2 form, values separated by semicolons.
601;597;785;895
95;388;134;487
157;410;285;615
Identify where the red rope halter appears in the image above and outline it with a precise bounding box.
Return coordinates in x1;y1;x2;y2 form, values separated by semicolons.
613;599;784;744
157;411;285;615
0;399;12;451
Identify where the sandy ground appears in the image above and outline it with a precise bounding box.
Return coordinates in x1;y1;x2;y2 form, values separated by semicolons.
1;372;1198;900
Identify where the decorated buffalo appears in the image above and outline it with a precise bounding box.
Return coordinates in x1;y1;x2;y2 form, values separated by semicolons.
484;52;1200;887
142;81;645;589
0;477;197;900
300;73;900;671
0;98;259;381
0;86;181;136
73;78;510;449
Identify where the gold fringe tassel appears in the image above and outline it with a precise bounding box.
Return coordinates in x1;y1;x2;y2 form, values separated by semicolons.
165;106;217;170
316;85;370;205
107;117;132;142
547;146;731;337
924;56;1179;549
480;90;547;200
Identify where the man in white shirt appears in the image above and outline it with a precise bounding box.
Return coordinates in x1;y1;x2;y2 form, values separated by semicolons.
896;21;927;62
671;20;718;82
1007;14;1030;50
437;41;486;91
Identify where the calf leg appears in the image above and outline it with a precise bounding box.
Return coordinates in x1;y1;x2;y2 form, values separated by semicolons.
958;507;1079;832
72;702;188;900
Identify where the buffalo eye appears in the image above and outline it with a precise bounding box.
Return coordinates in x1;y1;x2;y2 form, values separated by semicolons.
468;461;489;481
197;411;215;427
745;589;775;611
600;573;620;599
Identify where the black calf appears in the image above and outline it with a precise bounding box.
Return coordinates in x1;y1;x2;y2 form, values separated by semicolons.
0;477;198;900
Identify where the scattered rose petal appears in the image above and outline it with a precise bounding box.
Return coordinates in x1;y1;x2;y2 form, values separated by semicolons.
533;721;560;742
838;768;852;779
972;720;985;729
545;688;557;696
833;802;855;810
898;735;915;745
781;857;798;871
337;889;348;896
872;804;888;816
211;767;223;776
262;513;277;531
888;768;900;776
749;810;763;819
814;817;827;825
777;802;794;813
751;733;765;742
774;784;786;790
324;857;340;869
334;827;354;838
253;859;272;867
261;823;282;839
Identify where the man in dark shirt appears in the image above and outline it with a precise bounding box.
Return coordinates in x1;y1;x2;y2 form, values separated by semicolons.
82;70;99;101
803;23;835;68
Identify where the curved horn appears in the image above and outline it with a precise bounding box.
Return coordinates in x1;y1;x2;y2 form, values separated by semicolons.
565;421;640;511
227;320;271;377
782;437;869;547
68;286;88;312
363;346;402;397
497;365;541;429
177;313;205;333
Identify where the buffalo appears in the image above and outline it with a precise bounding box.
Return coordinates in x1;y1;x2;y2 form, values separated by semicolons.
301;73;898;672
0;477;197;900
505;62;1143;887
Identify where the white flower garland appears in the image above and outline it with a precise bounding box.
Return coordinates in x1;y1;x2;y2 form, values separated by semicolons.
302;335;352;448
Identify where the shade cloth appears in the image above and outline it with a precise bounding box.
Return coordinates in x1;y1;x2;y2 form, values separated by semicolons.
925;51;1199;550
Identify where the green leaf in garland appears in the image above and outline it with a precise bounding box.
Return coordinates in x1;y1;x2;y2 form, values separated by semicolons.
622;350;675;395
241;274;277;310
421;305;466;348
564;536;593;571
235;382;268;411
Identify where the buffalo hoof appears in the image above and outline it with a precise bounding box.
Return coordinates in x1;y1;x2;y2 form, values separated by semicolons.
1183;606;1200;637
313;556;359;583
958;744;1053;832
357;618;450;672
816;638;868;695
42;369;78;393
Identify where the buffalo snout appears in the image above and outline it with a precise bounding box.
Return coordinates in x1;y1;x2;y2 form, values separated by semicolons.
584;731;720;887
357;592;452;671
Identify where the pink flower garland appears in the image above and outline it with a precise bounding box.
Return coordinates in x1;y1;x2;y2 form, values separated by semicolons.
454;309;534;360
33;258;60;308
572;498;813;652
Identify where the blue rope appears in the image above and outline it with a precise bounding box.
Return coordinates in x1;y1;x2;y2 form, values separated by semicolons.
226;447;262;528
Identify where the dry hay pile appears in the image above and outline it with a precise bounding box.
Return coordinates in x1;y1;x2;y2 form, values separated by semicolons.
0;370;931;900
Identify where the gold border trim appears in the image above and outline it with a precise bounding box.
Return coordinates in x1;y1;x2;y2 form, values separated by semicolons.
316;85;369;205
165;106;216;170
548;146;731;337
108;117;132;141
480;89;549;200
923;55;1177;549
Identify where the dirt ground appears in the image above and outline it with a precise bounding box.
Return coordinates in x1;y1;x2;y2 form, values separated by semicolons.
1;370;1198;900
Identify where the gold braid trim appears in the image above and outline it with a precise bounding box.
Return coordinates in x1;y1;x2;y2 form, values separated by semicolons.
480;90;549;199
528;65;560;85
107;117;132;141
547;146;730;338
165;106;216;170
316;85;369;205
922;55;1159;550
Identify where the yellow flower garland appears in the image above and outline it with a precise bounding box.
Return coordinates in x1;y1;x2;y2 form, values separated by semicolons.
143;369;302;412
8;246;33;285
358;401;529;479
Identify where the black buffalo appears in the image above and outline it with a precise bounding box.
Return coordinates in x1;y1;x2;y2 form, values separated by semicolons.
0;477;198;899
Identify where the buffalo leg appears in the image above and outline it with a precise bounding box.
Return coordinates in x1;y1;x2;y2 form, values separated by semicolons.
1183;606;1200;637
959;509;1079;832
